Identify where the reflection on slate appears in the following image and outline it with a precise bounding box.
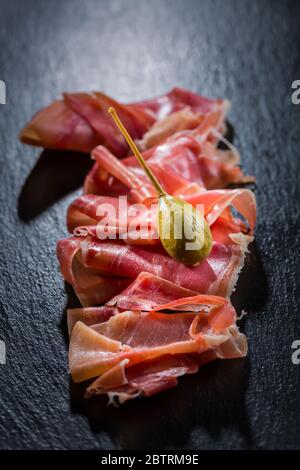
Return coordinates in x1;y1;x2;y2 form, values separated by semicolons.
18;149;92;221
70;358;251;450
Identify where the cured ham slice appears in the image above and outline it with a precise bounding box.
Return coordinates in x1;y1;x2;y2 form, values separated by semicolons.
136;106;225;150
67;305;118;336
57;232;252;303
58;223;252;305
87;145;200;202
71;294;237;384
84;134;253;196
66;194;132;234
85;355;199;401
66;187;256;245
19;100;101;153
186;188;256;233
67;273;197;333
106;272;197;311
59;182;255;307
85;325;247;403
67;272;198;334
20;88;228;157
68;294;247;402
63;92;152;157
56;236;131;306
129;87;227;120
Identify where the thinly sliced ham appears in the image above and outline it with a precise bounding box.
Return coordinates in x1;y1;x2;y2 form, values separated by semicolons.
58;231;251;306
56;236;131;306
66;187;256;245
19;100;100;153
20;88;228;157
67;305;118;336
68;294;247;402
85;355;199;402
63;92;151;158
136;108;218;149
84;134;253;197
70;294;237;383
59;182;255;306
66;194;132;234
67;273;197;334
186;188;256;233
129;87;228;120
49;87;256;404
107;272;198;311
85;324;247;403
77;234;251;297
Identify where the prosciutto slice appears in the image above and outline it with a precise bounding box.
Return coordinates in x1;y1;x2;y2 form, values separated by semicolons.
85;326;247;403
68;294;247;402
106;272;198;311
66;187;256;244
67;272;198;334
56;236;131;306
20;88;228;157
57;231;252;307
67;305;118;336
81;236;252;296
59;176;255;307
19;100;101;153
84;133;253;197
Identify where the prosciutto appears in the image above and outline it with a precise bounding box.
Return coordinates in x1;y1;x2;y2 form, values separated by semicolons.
59;174;255;307
68;294;247;403
19;87;228;158
57;231;252;308
47;87;256;403
106;272;198;311
84;132;253;197
66;187;256;241
62;167;254;288
67;272;197;334
56;236;131;306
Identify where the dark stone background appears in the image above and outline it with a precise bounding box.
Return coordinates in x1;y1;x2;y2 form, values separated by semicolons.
0;0;299;450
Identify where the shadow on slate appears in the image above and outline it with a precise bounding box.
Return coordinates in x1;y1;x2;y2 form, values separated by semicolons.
18;149;92;221
218;120;234;149
231;241;268;318
70;358;252;450
59;282;83;347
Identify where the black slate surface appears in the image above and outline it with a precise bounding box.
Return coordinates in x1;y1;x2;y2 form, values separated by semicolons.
0;0;300;450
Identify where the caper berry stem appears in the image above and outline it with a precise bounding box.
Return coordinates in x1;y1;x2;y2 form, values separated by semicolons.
108;106;213;266
108;107;166;197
